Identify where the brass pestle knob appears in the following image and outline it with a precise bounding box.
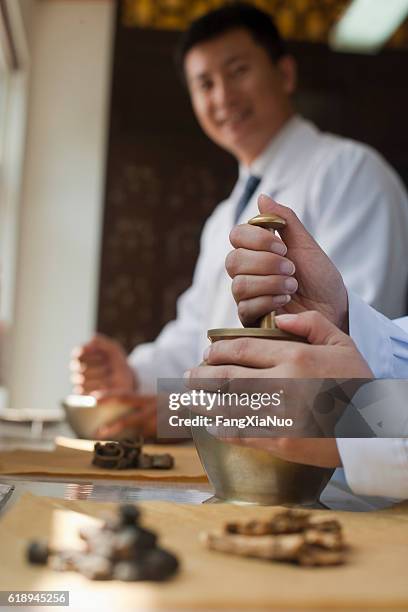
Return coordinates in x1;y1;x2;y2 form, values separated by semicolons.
207;213;305;343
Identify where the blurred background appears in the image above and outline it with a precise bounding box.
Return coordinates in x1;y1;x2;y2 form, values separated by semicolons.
0;0;408;413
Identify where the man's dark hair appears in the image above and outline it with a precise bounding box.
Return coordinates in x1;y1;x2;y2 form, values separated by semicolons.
175;2;287;83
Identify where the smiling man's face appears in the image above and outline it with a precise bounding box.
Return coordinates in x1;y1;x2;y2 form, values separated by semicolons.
184;28;296;167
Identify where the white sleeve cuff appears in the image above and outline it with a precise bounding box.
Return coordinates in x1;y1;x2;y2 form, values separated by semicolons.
337;437;408;499
348;290;393;378
348;290;408;379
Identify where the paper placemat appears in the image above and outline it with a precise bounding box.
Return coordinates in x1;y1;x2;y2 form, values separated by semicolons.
0;437;207;481
1;493;408;610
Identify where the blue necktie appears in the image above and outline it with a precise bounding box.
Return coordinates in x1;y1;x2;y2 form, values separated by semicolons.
234;174;261;223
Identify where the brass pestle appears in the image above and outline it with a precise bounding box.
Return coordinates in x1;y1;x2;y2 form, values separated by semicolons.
207;213;305;344
195;213;334;506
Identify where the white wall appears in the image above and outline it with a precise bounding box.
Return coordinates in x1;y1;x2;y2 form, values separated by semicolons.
9;0;114;410
0;0;31;407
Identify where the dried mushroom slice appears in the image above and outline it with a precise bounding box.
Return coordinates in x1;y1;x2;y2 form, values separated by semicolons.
92;442;125;469
26;503;180;582
307;515;342;532
268;509;311;534
226;509;311;536
75;554;113;580
201;531;305;562
203;509;348;568
121;437;143;452
151;453;174;469
26;540;50;565
113;561;148;582
92;440;175;470
298;545;345;567
303;528;343;550
138;453;153;469
49;550;84;572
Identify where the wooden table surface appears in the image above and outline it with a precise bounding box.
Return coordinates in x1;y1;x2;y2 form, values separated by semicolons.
1;422;406;610
1;493;408;611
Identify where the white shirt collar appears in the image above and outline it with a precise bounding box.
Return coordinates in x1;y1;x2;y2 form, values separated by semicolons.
238;115;318;189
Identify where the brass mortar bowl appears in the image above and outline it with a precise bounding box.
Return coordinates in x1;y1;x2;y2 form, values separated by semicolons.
192;424;333;505
192;213;334;505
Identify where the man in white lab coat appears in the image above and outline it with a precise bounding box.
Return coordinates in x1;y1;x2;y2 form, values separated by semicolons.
70;4;408;437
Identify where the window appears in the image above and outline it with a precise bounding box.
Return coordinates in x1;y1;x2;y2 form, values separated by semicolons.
0;0;29;408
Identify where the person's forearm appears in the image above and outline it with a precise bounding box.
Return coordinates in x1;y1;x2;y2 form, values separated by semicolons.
128;324;202;394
